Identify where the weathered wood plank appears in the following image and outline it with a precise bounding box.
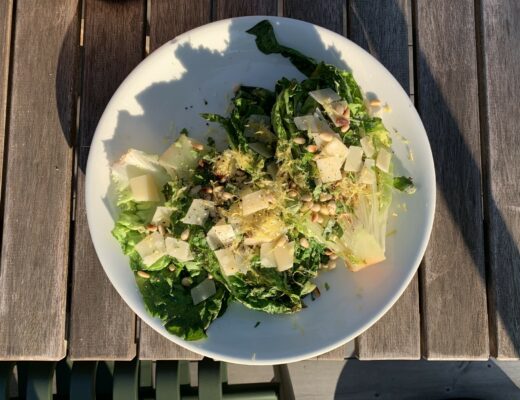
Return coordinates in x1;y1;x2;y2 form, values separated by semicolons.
0;1;79;360
284;0;344;34
479;0;520;360
284;0;346;360
138;0;210;360
414;0;489;359
349;0;421;360
149;0;211;51
69;0;146;360
214;0;277;19
0;0;13;205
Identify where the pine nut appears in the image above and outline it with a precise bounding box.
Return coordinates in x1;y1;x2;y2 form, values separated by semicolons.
213;185;224;193
301;193;313;202
319;132;334;142
137;271;150;279
306;144;318;153
181;277;192;287
222;192;234;200
311;213;320;223
293;137;306;145
180;229;190;241
301;202;313;212
327;201;337;214
320;205;330;216
192;142;204;151
369;99;381;107
320;193;332;202
288;190;298;198
299;238;310;248
311;203;321;212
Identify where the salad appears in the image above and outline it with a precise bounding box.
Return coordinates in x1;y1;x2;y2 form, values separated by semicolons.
111;20;415;341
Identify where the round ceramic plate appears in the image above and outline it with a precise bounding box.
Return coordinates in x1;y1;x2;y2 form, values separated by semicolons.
86;16;435;365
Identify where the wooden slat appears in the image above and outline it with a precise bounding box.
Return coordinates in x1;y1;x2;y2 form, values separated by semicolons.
149;0;211;51
138;0;210;360
414;0;489;359
349;0;420;360
284;0;346;360
0;0;13;204
479;0;520;360
284;0;344;33
69;0;146;360
214;0;277;19
0;1;79;360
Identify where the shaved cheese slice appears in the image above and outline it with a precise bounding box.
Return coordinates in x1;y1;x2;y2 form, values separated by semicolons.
260;242;277;268
135;231;166;267
248;142;273;158
322;137;349;162
294;115;320;131
376;148;392;173
159;134;205;180
242;190;269;216
129;174;161;202
309;88;341;105
360;136;375;158
315;156;344;183
181;199;215;225
191;279;216;305
359;159;376;184
151;206;173;226
214;248;249;276
273;241;295;271
165;237;193;262
206;224;235;250
344;145;364;172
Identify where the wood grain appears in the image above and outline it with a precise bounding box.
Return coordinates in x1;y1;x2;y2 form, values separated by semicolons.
149;0;211;51
137;0;211;361
0;0;13;206
414;0;489;359
478;0;520;360
349;0;420;360
284;0;344;34
214;0;277;19
68;0;146;360
0;0;79;360
284;0;347;360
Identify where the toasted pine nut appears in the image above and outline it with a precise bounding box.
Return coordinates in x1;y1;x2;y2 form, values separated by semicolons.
168;265;176;272
311;203;321;212
327;201;337;214
180;229;190;241
222;192;234;200
288;190;298;198
315;214;324;224
301;193;313;202
299;237;310;248
319;132;334;142
306;144;318;153
146;224;157;232
192;142;204;151
181;277;192;287
320;193;332;202
320;205;330;216
137;271;150;279
202;187;213;194
293;137;306;145
213;185;224;193
369;99;382;107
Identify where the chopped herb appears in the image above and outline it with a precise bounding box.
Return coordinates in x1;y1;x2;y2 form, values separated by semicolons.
254;321;261;328
324;282;330;291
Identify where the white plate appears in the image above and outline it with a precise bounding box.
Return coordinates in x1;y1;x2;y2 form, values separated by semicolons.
86;16;435;365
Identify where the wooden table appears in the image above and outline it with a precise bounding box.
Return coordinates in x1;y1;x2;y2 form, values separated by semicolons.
0;0;518;363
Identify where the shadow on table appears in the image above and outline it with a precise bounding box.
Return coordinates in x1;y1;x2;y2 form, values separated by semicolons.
333;359;520;400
